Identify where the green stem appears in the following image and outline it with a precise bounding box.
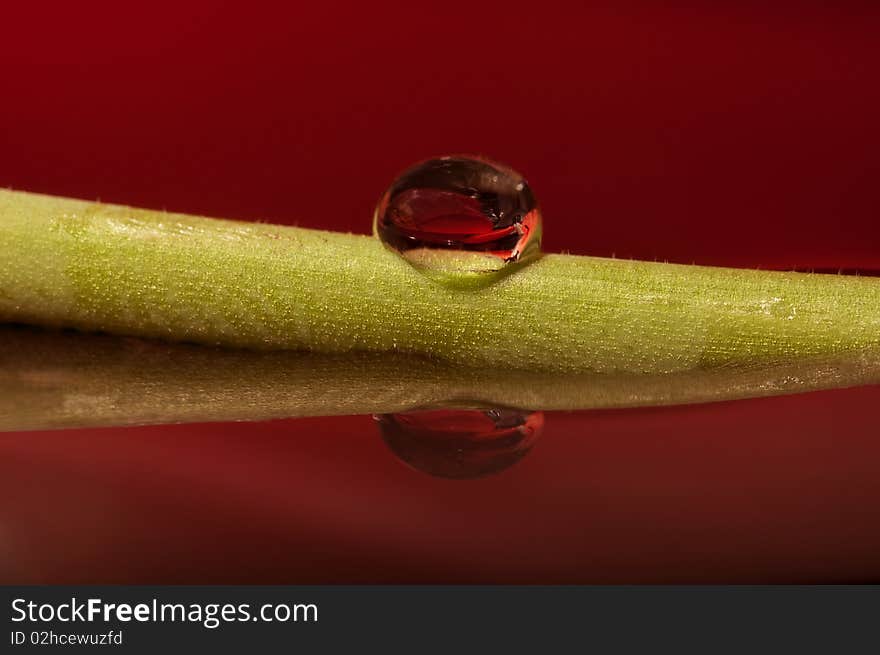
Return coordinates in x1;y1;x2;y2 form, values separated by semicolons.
1;189;879;373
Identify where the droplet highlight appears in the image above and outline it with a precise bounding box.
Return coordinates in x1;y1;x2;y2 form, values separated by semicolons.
375;407;543;479
375;156;542;273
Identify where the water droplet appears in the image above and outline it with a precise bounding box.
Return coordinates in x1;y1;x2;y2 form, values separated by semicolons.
375;407;543;479
375;156;542;274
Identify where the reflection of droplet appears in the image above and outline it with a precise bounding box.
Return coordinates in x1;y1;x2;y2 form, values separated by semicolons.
374;156;542;272
375;408;543;480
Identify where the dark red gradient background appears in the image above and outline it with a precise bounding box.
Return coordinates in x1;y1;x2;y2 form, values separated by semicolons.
2;1;880;583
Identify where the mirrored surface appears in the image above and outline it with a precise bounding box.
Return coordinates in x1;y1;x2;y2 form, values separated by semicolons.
1;326;879;583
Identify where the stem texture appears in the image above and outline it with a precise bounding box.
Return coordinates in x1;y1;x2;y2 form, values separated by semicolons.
2;189;879;373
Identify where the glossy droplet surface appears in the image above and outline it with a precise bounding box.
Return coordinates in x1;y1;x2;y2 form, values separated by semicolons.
375;408;543;479
375;156;542;269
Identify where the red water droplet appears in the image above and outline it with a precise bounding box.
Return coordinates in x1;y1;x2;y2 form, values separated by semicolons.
375;156;542;263
376;408;543;479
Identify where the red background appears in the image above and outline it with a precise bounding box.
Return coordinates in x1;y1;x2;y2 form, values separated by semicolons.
1;1;879;583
